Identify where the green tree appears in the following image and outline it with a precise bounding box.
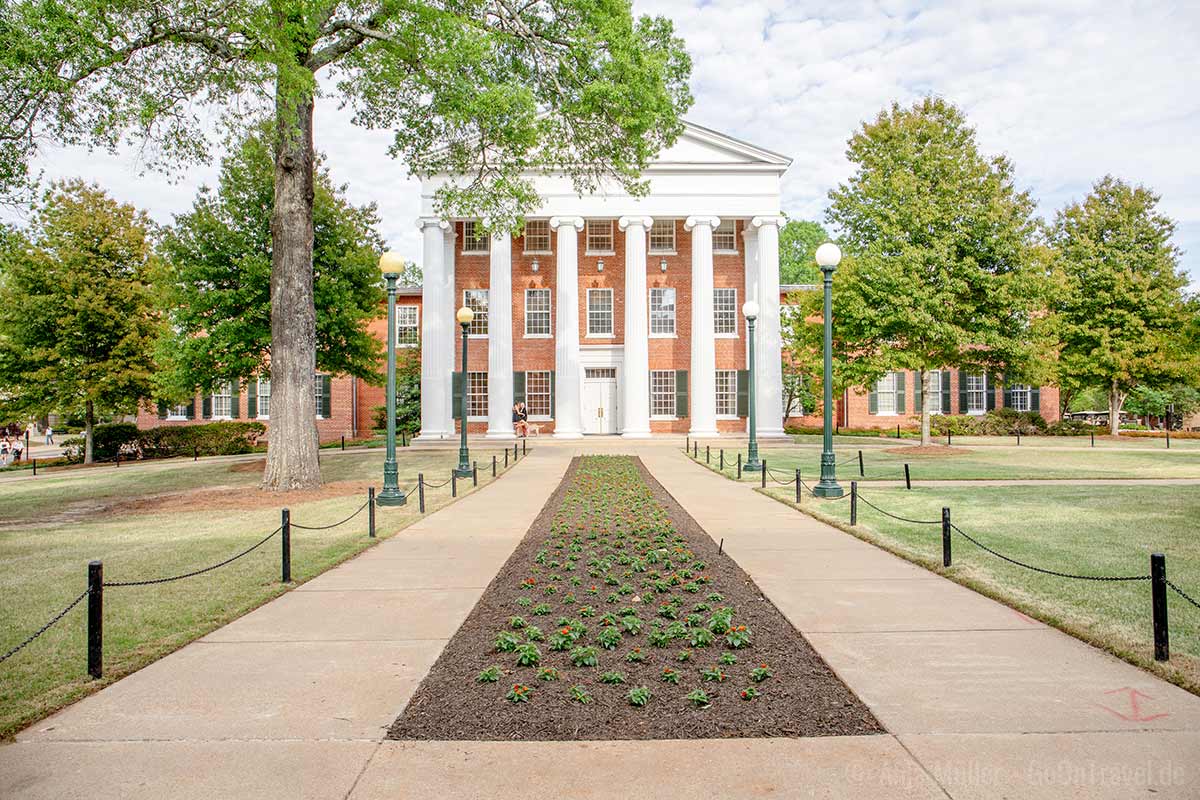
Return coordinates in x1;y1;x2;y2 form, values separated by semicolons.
1123;385;1200;427
816;97;1047;445
0;181;160;463
779;217;828;285
0;0;692;489
156;124;384;400
1049;177;1196;435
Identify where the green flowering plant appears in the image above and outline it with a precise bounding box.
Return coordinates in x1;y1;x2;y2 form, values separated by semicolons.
660;667;681;685
676;649;693;662
477;665;503;683
685;688;711;707
719;652;738;666
506;684;532;703
532;603;552;616
509;616;527;630
494;631;521;652
750;664;773;683
701;666;728;682
570;646;599;667
688;628;714;648
628;686;651;706
537;667;561;681
524;625;544;642
725;625;752;649
740;686;760;701
596;626;623;649
625;647;646;663
514;643;541;666
569;685;593;704
599;671;626;685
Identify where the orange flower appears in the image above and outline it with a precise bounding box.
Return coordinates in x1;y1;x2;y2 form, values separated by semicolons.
560;627;571;635
760;663;768;669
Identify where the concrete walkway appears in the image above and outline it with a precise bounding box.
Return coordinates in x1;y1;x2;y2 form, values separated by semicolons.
3;441;1199;798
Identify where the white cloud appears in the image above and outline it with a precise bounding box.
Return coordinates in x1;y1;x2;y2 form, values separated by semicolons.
5;0;1198;287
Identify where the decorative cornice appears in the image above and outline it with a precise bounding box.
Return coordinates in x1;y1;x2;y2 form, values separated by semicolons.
684;215;721;231
417;217;450;231
751;215;784;229
618;215;654;231
549;215;585;231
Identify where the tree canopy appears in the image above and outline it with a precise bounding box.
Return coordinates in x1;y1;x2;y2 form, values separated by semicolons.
779;218;828;285
0;181;161;462
155;124;385;399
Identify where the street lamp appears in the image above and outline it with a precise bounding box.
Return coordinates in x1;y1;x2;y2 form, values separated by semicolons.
377;251;407;506
454;305;474;478
813;242;844;498
742;300;762;472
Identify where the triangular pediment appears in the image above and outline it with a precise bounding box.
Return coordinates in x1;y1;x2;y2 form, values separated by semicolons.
651;121;792;168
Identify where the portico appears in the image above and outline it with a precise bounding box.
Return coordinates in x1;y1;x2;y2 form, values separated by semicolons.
415;121;791;440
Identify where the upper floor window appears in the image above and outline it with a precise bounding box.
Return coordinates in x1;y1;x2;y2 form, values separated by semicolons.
649;219;676;253
396;305;419;347
966;373;987;413
586;219;614;253
714;287;737;336
523;220;551;253
525;289;551;336
462;220;490;254
587;288;614;336
463;289;489;336
649;287;676;336
212;382;233;418
712;220;737;252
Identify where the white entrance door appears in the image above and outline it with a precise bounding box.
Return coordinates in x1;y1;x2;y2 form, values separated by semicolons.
583;368;619;434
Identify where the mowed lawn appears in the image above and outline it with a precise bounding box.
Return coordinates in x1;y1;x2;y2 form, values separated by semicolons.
0;445;526;739
763;482;1200;692
691;440;1200;481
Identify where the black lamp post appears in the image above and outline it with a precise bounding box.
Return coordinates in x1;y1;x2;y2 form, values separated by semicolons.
455;305;474;478
742;299;762;472
377;252;407;506
813;242;844;498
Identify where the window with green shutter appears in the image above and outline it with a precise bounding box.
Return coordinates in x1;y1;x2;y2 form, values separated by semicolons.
735;369;749;417
246;379;257;419
452;371;464;420
895;371;906;414
675;369;689;418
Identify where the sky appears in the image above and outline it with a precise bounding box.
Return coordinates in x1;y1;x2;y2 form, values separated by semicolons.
10;0;1200;290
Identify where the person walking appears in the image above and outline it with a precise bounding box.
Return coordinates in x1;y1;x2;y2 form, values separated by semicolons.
12;436;22;463
44;425;53;446
1;439;9;468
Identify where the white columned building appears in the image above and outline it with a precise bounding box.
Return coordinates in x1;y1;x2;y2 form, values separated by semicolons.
415;120;792;439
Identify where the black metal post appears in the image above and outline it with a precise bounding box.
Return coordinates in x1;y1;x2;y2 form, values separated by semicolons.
401;429;407;447
904;463;911;490
194;446;198;461
472;462;478;487
719;449;724;471
281;508;291;582
795;469;802;504
87;560;103;679
25;430;30;460
947;431;951;446
522;439;526;456
850;481;857;525
368;487;376;538
514;442;518;462
505;449;509;468
418;473;425;513
761;459;767;489
706;445;710;464
941;507;951;567
1151;553;1169;661
737;452;742;479
693;440;698;458
1016;431;1021;447
1166;428;1171;449
492;455;497;477
1091;430;1095;447
32;458;36;476
451;471;457;497
341;435;345;451
686;436;690;453
858;449;864;477
896;424;900;439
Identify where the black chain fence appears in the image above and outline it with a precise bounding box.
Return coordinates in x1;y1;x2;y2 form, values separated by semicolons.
0;589;90;665
104;526;283;588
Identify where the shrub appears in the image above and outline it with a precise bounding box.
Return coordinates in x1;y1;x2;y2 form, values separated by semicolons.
60;422;142;463
138;421;265;459
930;411;1047;437
1046;419;1093;436
785;425;901;438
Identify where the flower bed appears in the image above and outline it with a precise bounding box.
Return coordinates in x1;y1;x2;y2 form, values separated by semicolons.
390;455;881;740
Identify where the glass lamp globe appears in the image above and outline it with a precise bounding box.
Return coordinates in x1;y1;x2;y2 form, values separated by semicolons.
741;300;760;320
815;242;841;268
456;306;474;326
379;251;406;275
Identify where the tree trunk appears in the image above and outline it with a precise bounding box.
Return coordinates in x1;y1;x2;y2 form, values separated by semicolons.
920;369;932;446
1108;380;1124;437
263;80;321;491
83;400;94;465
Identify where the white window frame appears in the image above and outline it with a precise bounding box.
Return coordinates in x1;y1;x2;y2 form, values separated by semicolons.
715;370;738;418
463;289;489;338
396;305;419;348
525;370;553;420
875;372;899;416
585;219;614;254
714;287;738;337
257;377;271;419
650;370;677;419
313;373;326;419
467;371;489;420
586;288;614;337
462;220;490;254
167;403;190;420
649;287;676;337
712;220;738;253
1010;384;1032;412
523;219;551;254
212;382;233;419
966;373;987;415
524;288;552;338
925;371;943;415
648;219;676;254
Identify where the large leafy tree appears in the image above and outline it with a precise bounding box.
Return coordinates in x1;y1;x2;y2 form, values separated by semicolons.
0;1;692;489
779;217;828;285
156;124;384;399
813;97;1046;444
0;181;160;463
1049;176;1196;435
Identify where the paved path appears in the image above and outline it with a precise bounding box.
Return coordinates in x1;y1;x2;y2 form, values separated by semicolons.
3;441;1199;799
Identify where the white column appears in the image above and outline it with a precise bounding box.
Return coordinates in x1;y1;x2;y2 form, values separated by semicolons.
686;215;720;437
418;217;450;439
486;230;515;438
550;216;584;438
752;215;786;437
441;226;457;434
742;223;760;367
619;216;652;437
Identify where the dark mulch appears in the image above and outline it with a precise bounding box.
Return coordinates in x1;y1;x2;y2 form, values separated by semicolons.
389;456;882;741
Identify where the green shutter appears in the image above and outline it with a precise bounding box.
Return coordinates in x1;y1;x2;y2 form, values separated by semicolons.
895;371;906;414
321;375;332;418
913;371;922;414
157;400;167;420
985;374;996;411
247;380;258;419
868;382;878;415
452;371;464;420
186;398;196;419
1003;375;1013;409
202;395;212;419
958;370;968;414
513;371;526;406
675;369;688;418
941;371;951;415
1030;386;1041;413
549;371;555;419
230;384;240;419
736;369;749;417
